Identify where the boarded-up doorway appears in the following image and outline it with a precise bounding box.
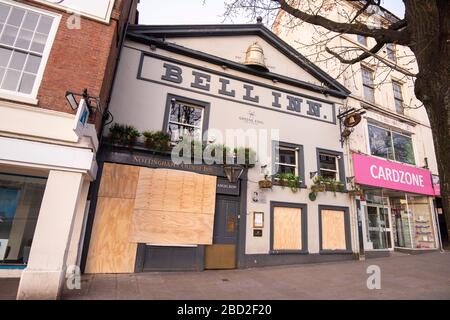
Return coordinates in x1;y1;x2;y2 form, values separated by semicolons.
205;196;239;269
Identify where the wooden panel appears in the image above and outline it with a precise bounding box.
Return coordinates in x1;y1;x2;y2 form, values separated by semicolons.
132;168;217;245
273;207;302;250
321;209;346;250
131;209;214;244
98;163;140;199
85;198;137;273
204;244;236;269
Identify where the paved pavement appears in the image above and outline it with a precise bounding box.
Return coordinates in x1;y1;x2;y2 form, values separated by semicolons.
2;252;449;300
61;251;450;300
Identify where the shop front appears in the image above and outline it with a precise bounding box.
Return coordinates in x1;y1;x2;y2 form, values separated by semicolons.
353;153;440;255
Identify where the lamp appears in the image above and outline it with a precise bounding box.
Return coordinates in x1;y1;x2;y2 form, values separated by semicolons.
65;91;79;110
65;88;99;113
223;164;244;183
310;171;318;179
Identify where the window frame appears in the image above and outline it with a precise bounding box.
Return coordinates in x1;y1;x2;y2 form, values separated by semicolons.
367;122;416;165
361;66;375;103
162;93;210;144
270;201;308;254
272;141;306;188
0;0;61;104
316;148;346;184
318;205;352;254
392;80;404;114
386;43;397;62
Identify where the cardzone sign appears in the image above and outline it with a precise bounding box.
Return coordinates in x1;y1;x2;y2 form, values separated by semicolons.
73;99;90;137
31;0;115;23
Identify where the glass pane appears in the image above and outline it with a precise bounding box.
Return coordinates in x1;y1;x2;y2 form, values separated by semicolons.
392;132;415;164
278;148;296;165
18;72;35;94
9;51;27;70
36;16;53;35
0;47;12;67
1;69;20;91
395;99;404;114
320;170;337;180
0;174;46;264
390;197;413;248
368;124;394;160
0;67;5;84
30;33;48;53
387;44;396;61
362;68;373;86
364;86;375;102
15;28;33;50
357;35;367;46
168;123;201;142
277;164;296;175
392;82;402;99
319;153;337;171
7;7;25;27
24;54;41;74
169;103;202;127
22;11;39;31
0;3;10;23
0;24;19;46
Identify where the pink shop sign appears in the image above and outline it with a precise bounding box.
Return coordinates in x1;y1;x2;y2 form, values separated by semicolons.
352;153;435;196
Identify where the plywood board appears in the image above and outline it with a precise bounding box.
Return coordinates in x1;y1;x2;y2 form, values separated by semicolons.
98;163;140;199
321;209;346;250
132;168;217;245
85;197;137;273
204;244;236;269
273;207;302;250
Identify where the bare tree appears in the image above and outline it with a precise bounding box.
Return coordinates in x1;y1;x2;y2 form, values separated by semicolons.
223;0;450;240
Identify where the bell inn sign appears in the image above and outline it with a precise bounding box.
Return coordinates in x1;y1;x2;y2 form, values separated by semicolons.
138;53;337;125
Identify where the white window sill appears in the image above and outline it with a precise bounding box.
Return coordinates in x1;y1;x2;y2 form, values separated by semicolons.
0;91;38;106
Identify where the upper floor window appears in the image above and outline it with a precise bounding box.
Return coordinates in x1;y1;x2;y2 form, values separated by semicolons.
357;35;367;46
368;123;415;165
386;43;396;61
361;66;375;103
318;152;339;180
167;100;204;143
392;81;404;114
0;1;59;98
275;145;298;176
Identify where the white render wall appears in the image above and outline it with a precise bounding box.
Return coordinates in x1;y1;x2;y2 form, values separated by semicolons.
108;41;357;255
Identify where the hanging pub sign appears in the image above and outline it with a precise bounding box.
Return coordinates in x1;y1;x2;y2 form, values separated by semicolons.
138;53;337;125
216;177;240;195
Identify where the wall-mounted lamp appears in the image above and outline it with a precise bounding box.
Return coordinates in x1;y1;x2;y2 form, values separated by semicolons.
310;171;318;179
224;164;244;183
65;88;100;113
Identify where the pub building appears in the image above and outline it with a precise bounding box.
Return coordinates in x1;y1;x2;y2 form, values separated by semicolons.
80;21;367;274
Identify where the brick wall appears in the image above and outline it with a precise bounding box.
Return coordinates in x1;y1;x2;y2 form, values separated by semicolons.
15;0;136;131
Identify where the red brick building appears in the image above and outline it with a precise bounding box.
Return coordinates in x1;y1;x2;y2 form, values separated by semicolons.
0;0;138;299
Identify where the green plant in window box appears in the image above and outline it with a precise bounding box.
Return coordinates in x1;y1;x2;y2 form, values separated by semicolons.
142;131;171;152
258;173;273;189
348;185;364;197
310;175;345;196
109;123;141;147
274;173;301;192
233;147;256;168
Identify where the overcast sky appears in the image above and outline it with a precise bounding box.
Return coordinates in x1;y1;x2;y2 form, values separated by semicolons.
138;0;405;25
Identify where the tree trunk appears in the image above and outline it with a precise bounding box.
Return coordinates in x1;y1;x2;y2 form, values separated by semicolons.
406;0;450;242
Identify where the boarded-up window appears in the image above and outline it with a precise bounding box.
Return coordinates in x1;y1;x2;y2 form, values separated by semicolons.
131;168;217;245
273;206;302;250
321;209;347;250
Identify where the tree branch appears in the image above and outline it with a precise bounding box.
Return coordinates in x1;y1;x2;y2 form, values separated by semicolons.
325;41;385;64
274;0;410;45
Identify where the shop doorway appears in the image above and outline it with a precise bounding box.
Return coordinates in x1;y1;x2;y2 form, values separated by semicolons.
205;196;239;269
366;203;393;250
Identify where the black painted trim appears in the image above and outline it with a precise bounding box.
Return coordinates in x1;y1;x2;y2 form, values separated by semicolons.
316;148;346;188
272;141;307;189
270;201;308;254
162;93;211;143
318;205;352;254
136;51;338;126
127;24;350;96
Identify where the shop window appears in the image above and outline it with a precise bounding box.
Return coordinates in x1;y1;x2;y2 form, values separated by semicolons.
368;123;415;165
270;202;307;253
164;94;209;144
386;43;396;62
0;173;46;264
361;66;375;103
392;81;404;114
357;35;367;46
0;1;59;98
319;205;351;252
316;148;345;183
272;141;305;187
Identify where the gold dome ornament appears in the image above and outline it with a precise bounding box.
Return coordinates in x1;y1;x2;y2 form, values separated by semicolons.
243;42;269;72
